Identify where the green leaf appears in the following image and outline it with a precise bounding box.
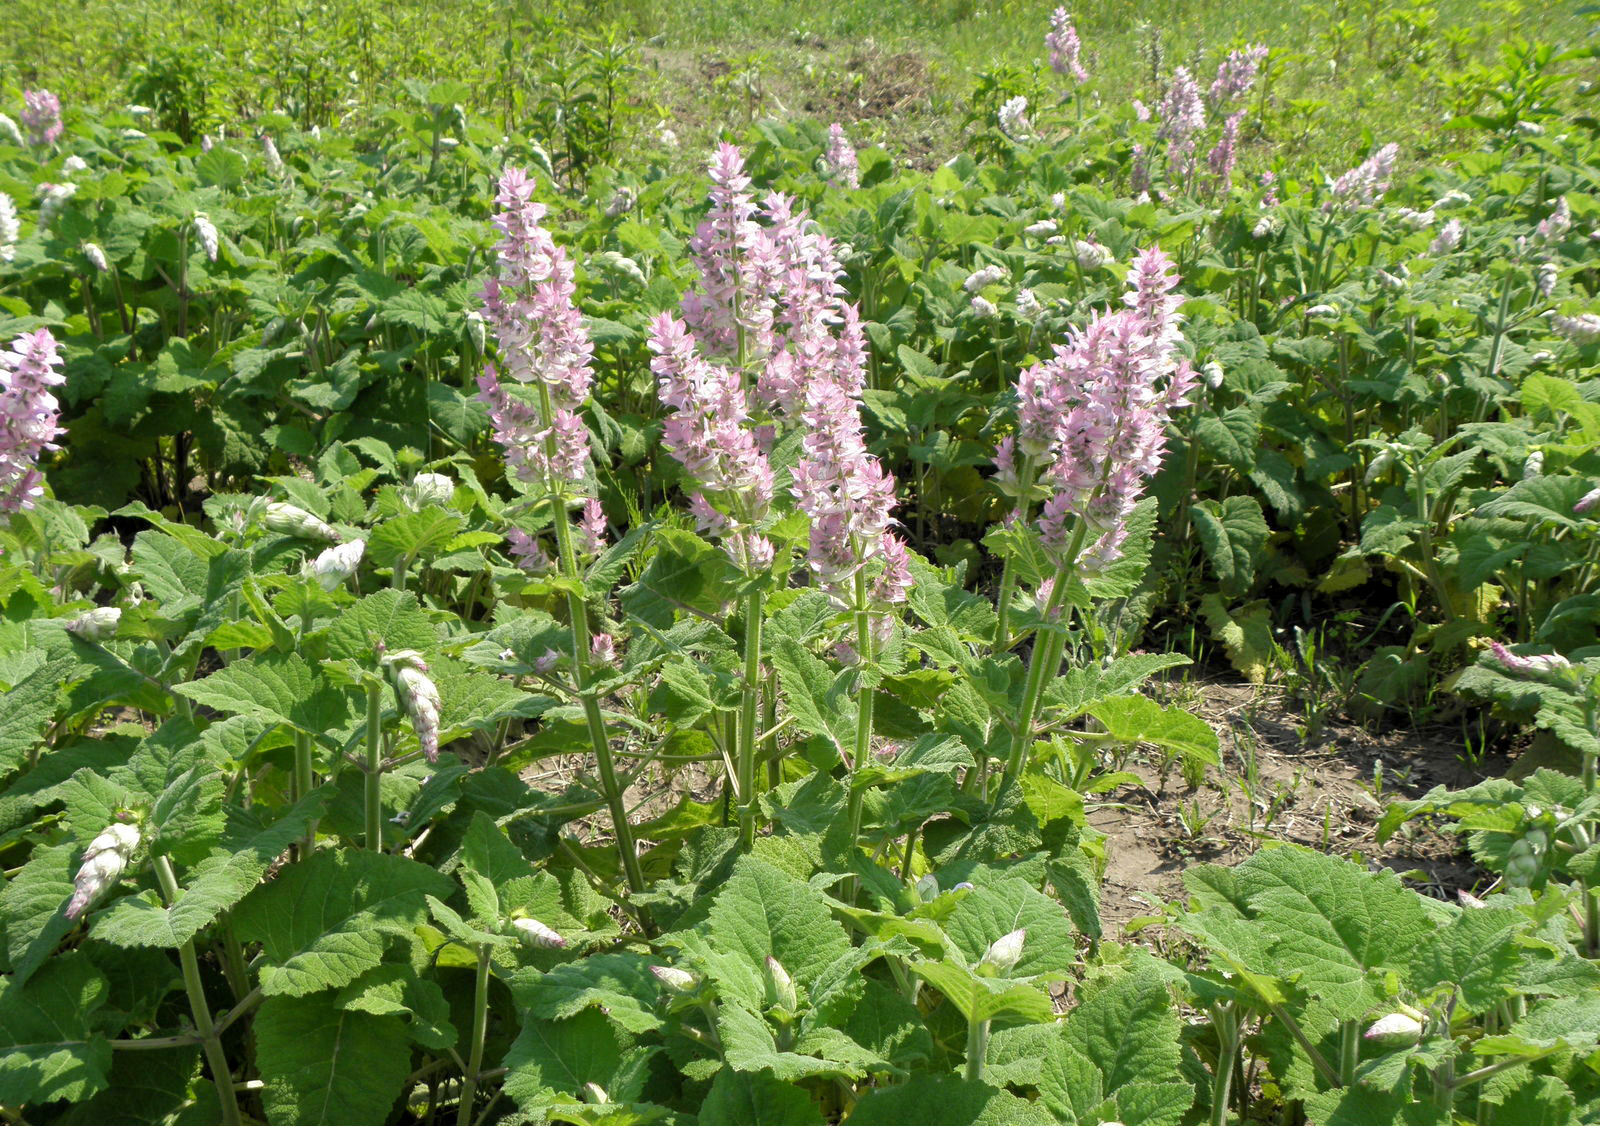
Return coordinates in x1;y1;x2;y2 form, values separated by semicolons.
1;843;79;985
0;954;111;1106
175;653;353;741
846;1076;1054;1125
254;991;411;1126
503;1008;625;1110
699;1067;824;1126
1062;965;1185;1094
700;856;852;989
1303;1085;1449;1126
93;793;328;949
233;850;453;996
1407;907;1523;1013
515;953;664;1034
771;638;855;757
1087;694;1220;768
620;528;740;626
1193;407;1260;472
324;589;437;660
336;964;457;1050
1190;496;1269;598
1198;594;1275;683
0;662;62;774
912;959;1055;1025
366;508;464;570
942;878;1079;976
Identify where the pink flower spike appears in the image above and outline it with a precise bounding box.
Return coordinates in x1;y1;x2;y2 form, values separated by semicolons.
1045;9;1089;84
0;329;66;516
1488;641;1570;676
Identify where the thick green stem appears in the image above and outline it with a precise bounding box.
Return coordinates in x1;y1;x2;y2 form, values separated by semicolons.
1002;523;1086;791
737;589;764;850
844;568;876;870
456;944;492;1126
549;494;648;910
155;857;243;1126
365;683;384;851
992;458;1036;654
1210;1003;1241;1126
293;730;315;857
964;1017;990;1084
1338;1018;1360;1086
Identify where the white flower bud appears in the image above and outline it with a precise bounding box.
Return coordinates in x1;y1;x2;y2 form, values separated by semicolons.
1251;215;1275;240
62;155;89;177
1024;219;1057;237
0;114;22;147
262;133;284;175
310;539;365;591
1203;360;1224;390
963;264;1007;293
969;295;998;319
1074;239;1109;270
66;606;122;641
1306;304;1338;318
1015;288;1041;317
407;473;454;508
1522;450;1544;480
764;956;798;1011
1576;485;1600;515
604;187;636;218
192;212;220;262
396;664;441;762
513;917;567;948
589;633;617;665
978;928;1026;975
650;965;698;992
263;501;340;542
83;242;109;272
66;822;141;919
1365;1011;1424;1046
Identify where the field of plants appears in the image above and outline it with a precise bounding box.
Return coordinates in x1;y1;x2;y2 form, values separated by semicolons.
3;0;1600;1122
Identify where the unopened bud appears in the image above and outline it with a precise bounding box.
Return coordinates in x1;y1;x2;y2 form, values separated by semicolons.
978;928;1026;975
590;633;617;665
83;242;109;272
650;965;699;992
66;606;121;641
764;956;798;1012
513;916;567;949
309;539;364;591
263;501;339;542
384;650;441;762
1365;1011;1424;1046
66;821;141;919
407;473;453;508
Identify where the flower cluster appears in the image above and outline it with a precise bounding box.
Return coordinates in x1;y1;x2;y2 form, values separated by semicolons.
1046;9;1089;84
823;123;860;189
20;90;62;147
998;96;1033;141
648;313;776;572
0;193;16;263
679;145;865;418
1155;67;1206;189
66;821;140;920
1003;247;1195;575
476;167;597;496
1326;143;1399;212
1553;313;1600;346
192;213;220;262
0;330;66;517
383;649;442;762
1207;45;1268;107
1430;217;1464;255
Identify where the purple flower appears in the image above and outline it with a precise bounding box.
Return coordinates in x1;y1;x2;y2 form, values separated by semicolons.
1010;248;1195;574
1206;112;1243;188
1207;45;1268;107
1537;197;1571;244
1326;143;1399;212
20;90;62;147
1046;9;1089;84
576;497;608;555
1430;218;1464;255
823;123;860;189
477;167;596;491
1488;641;1570;676
0;329;66;516
1575;485;1600;516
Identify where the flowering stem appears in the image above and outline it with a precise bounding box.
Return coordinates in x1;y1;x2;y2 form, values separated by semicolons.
364;682;384;851
845;567;876;891
455;943;492;1126
1002;525;1087;792
963;1016;990;1083
292;730;315;857
1209;1001;1241;1126
548;491;649;917
154;856;243;1126
993;459;1036;653
737;589;764;850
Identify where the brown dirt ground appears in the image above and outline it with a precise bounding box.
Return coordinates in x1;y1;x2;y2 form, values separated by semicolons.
1089;677;1498;936
515;675;1501;939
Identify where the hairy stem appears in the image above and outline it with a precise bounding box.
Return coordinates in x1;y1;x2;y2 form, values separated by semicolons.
154;857;243;1126
364;682;384;851
737;589;764;850
455;944;492;1126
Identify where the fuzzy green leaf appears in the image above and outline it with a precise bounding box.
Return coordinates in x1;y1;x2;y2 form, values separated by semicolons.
254;991;411;1126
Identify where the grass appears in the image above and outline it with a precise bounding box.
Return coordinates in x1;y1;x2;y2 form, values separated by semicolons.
2;0;1592;179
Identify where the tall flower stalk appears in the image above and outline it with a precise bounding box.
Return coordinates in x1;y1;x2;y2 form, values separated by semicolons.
476;167;647;907
998;247;1196;791
0;329;66;523
656;144;897;851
